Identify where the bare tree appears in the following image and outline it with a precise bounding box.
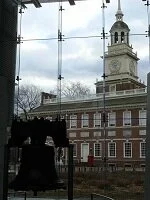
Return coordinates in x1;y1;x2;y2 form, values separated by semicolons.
15;84;42;119
61;81;91;98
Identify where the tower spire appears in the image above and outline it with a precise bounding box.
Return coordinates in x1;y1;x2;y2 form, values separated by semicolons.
118;0;121;10
115;0;124;21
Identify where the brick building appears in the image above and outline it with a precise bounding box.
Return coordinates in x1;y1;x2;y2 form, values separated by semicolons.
29;1;147;170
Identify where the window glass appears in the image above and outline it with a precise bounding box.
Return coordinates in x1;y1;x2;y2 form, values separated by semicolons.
140;142;146;158
139;110;146;126
124;142;132;158
123;111;131;126
94;113;101;127
108;142;116;157
108;112;116;127
70;115;77;128
94;143;102;157
82;114;89;128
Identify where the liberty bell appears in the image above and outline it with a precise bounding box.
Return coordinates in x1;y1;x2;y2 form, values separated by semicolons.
9;145;65;192
8;117;69;193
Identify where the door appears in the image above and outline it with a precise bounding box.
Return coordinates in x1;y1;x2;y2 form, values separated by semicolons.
81;143;89;162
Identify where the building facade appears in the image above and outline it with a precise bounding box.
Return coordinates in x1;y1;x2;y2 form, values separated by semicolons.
29;1;147;170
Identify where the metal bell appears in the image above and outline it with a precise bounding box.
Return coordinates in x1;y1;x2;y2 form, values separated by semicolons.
9;145;66;192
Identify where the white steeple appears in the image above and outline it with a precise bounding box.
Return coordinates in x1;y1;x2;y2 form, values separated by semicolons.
115;0;124;21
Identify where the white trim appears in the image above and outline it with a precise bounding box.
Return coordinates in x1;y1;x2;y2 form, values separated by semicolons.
139;110;146;126
70;138;146;142
81;143;89;162
108;112;116;127
108;142;116;158
140;141;146;158
94;143;102;157
123;111;131;126
94;112;101;127
123;142;132;158
72;143;77;157
70;114;77;129
81;114;89;128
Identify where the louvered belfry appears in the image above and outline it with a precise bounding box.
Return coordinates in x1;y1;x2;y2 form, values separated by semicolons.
8;117;69;192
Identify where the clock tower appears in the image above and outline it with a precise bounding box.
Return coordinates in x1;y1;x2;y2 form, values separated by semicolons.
96;0;145;94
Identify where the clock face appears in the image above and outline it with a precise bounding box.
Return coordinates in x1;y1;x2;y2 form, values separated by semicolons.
129;60;135;75
109;59;121;74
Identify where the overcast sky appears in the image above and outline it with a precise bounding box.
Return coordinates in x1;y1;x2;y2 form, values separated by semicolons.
17;0;150;92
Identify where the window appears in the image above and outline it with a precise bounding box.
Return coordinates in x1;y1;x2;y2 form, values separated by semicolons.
108;142;116;157
121;31;124;42
123;111;131;126
140;142;146;158
94;143;102;157
108;131;116;137
94;113;101;127
124;142;132;158
114;32;118;43
139;110;146;126
70;115;77;128
82;114;89;128
108;112;116;127
73;143;77;157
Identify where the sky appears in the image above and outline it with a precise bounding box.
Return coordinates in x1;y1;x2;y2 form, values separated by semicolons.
17;0;150;93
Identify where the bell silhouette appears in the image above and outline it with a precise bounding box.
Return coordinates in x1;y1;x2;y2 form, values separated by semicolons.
9;145;66;192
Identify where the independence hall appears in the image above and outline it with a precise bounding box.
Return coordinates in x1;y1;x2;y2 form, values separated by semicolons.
29;1;147;171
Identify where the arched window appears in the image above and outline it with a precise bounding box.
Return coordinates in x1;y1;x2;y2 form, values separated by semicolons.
111;34;113;45
127;33;129;44
121;32;124;43
114;32;118;43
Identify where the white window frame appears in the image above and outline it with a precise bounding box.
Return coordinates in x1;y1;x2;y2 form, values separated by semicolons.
139;110;146;126
73;143;77;157
124;142;132;158
94;143;102;157
108;112;116;127
140;142;146;158
82;114;89;128
94;113;101;127
123;111;131;126
70;115;77;128
108;142;116;158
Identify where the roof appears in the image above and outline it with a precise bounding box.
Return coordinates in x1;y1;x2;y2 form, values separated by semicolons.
29;91;147;116
110;21;130;32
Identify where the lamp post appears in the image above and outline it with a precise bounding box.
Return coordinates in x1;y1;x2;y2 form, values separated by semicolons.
142;0;150;62
142;1;150;200
101;0;110;180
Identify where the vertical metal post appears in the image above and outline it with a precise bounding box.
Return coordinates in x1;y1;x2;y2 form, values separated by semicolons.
101;0;107;176
145;73;150;200
68;144;74;200
0;0;18;199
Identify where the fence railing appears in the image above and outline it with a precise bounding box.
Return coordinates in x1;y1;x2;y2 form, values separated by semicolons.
43;88;147;105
